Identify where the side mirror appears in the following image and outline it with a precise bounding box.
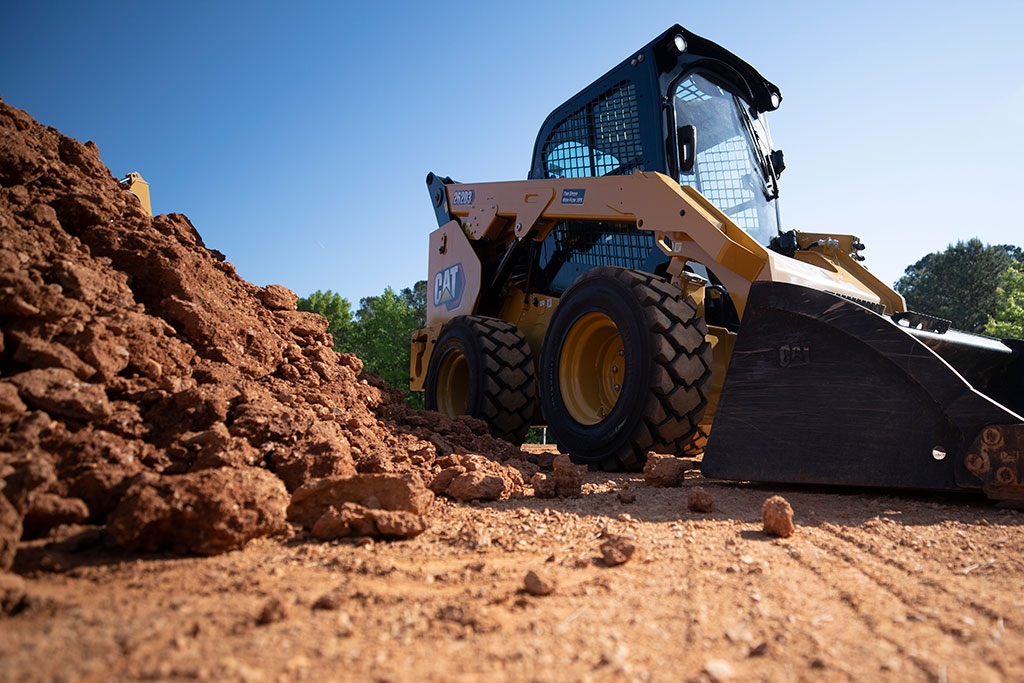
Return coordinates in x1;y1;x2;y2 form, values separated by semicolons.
678;125;696;174
770;149;785;176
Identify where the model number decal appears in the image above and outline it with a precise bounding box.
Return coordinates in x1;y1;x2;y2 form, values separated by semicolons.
451;189;475;205
561;188;585;204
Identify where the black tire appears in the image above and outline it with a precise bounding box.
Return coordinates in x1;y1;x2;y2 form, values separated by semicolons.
539;266;712;469
425;316;537;445
678;422;710;456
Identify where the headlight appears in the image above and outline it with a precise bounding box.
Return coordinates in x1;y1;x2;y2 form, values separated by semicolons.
673;34;687;53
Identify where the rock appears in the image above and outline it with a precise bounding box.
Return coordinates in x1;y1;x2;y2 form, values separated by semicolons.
446;471;507;501
312;504;372;539
0;382;27;418
617;488;636;504
429;466;463;494
287;474;434;528
762;495;795;538
687;487;714;512
531;472;557;498
312;592;344;611
9;368;111;421
309;502;426;540
0;493;21;571
257;597;287;625
373;509;427;538
643;454;685;487
600;534;637;566
536;452;557;471
261;284;298;310
552;454;585;497
703;658;734;682
22;493;89;537
107;468;289;555
523;569;555;596
0;571;28;615
0;448;57;513
12;335;95;380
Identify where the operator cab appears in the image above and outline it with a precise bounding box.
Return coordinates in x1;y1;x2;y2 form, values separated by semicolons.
527;25;785;327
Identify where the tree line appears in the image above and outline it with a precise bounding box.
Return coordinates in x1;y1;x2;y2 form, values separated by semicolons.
895;238;1023;337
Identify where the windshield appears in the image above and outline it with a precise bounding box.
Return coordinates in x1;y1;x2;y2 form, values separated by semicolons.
673;73;779;246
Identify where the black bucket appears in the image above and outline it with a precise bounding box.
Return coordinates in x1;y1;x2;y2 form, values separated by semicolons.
702;281;1024;502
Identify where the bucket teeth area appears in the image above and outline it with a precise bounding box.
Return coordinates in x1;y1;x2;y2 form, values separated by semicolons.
967;424;1024;503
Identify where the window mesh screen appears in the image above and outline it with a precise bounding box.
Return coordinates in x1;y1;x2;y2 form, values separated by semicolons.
542;81;642;179
684;137;759;234
552;221;653;269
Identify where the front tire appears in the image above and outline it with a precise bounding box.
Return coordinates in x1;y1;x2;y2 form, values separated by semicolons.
539;267;712;469
425;316;537;445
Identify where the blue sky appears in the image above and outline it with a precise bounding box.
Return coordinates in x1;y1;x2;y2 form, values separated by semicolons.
2;1;1022;304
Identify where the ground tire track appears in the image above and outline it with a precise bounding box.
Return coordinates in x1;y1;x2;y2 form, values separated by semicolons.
795;526;1008;682
821;523;1015;630
780;538;940;679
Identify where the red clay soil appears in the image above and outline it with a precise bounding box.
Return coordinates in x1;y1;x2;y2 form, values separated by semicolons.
2;98;1024;682
0;95;529;561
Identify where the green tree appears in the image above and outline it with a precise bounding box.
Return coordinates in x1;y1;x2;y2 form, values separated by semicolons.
299;282;427;407
296;290;354;351
895;239;1023;332
400;280;427;328
984;265;1024;338
352;283;426;408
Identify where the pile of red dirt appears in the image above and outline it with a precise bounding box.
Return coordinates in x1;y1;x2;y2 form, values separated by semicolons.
0;97;534;566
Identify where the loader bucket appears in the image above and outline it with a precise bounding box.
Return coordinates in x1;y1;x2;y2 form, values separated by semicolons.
701;282;1024;503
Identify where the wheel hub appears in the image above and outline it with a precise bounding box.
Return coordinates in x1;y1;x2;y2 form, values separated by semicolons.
436;348;470;416
559;312;624;425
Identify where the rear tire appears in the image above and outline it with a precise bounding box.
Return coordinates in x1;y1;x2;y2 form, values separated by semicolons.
539;267;712;469
425;316;537;445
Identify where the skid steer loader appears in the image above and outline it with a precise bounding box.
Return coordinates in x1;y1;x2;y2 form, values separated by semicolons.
410;25;1024;503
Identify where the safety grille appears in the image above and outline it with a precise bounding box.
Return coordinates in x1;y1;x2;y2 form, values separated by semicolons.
675;76;764;239
683;137;758;232
542;81;642;179
551;221;653;269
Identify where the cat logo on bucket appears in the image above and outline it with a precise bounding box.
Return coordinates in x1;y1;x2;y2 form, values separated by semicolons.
433;263;465;311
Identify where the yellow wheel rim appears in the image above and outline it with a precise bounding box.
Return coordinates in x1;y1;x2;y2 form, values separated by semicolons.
559;312;624;425
436;348;470;416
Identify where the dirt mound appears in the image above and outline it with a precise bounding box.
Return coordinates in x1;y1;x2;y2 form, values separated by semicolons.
0;96;530;565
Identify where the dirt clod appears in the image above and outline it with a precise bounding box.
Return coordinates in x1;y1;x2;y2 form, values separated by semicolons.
617;488;636;504
552;455;586;497
643;454;686;487
703;658;735;682
531;472;557;498
312;592;345;611
257;597;288;625
762;495;795;538
107;468;289;555
0;493;21;570
599;534;637;566
523;569;555;596
687;486;714;512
